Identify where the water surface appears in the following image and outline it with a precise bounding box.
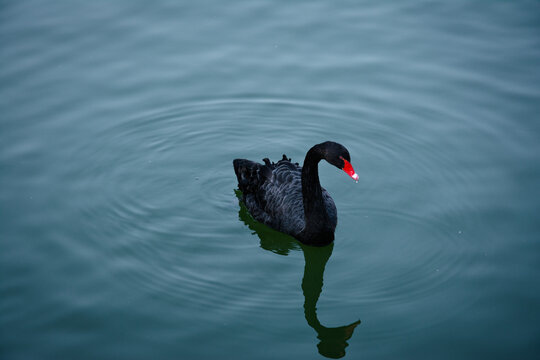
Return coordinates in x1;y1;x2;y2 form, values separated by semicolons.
1;1;540;359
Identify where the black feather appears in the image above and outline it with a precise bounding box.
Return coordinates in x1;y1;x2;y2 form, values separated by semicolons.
233;141;354;245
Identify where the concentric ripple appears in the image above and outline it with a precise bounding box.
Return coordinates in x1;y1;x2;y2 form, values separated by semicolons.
62;95;481;340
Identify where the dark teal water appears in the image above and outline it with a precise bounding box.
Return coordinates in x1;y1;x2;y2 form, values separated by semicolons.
1;1;540;359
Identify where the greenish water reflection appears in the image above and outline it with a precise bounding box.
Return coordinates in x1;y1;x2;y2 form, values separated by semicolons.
301;244;361;359
237;191;361;358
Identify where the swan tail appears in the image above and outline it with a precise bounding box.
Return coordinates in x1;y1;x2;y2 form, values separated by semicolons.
233;159;273;195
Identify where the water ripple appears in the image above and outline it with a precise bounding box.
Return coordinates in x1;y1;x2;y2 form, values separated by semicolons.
65;94;480;339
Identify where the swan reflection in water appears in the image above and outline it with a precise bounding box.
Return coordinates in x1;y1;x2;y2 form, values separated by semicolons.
236;191;361;358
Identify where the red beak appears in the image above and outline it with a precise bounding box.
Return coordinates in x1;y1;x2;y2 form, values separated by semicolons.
341;157;359;182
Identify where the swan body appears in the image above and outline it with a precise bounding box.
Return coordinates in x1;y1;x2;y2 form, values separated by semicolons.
233;141;357;246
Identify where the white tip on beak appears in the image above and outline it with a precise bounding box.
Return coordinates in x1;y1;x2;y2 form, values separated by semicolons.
351;173;359;181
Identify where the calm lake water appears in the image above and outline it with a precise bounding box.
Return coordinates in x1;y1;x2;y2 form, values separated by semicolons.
1;1;540;359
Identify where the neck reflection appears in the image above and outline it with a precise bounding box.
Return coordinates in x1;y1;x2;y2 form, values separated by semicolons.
237;191;361;358
301;244;360;359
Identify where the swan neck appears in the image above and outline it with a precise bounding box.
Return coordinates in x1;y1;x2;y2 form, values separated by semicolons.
301;146;326;225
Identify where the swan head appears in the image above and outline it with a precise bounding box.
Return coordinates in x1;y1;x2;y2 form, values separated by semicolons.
318;141;359;182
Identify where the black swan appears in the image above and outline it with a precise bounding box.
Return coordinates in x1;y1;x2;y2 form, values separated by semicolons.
233;141;358;246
